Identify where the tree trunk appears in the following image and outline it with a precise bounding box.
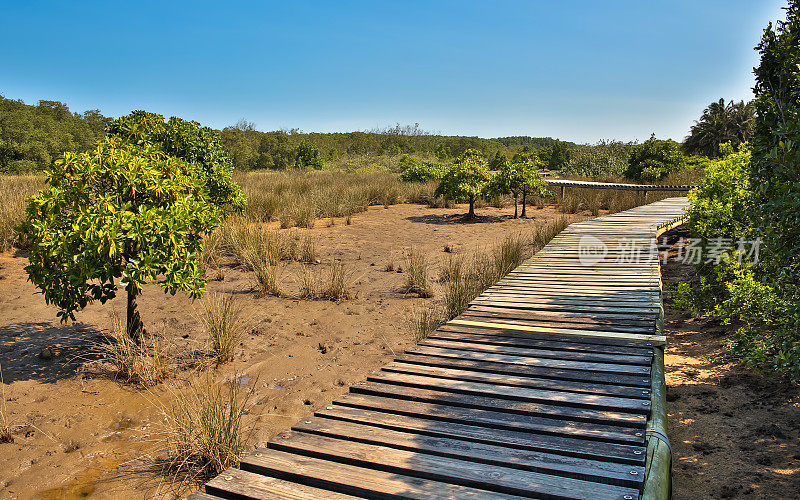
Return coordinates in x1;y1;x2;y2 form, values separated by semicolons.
521;190;527;218
513;193;518;219
126;286;143;342
467;195;475;220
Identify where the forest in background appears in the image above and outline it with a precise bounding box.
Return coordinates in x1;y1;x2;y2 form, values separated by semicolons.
1;92;752;183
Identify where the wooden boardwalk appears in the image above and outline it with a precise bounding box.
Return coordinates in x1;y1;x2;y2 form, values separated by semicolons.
193;197;688;500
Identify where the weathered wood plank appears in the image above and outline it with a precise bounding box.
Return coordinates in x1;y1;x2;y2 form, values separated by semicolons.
264;431;642;499
240;449;529;499
448;319;667;345
205;468;361;499
290;417;645;488
315;405;647;464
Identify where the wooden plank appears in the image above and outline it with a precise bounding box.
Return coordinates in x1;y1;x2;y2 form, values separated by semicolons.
448;319;667;346
240;449;528;500
428;328;654;355
353;377;648;424
419;338;652;365
291;417;646;488
438;323;656;348
205;468;361;499
457;312;654;334
380;361;651;399
360;370;651;414
464;305;657;326
334;393;647;442
315;405;647;464
408;345;652;376
394;353;652;388
469;299;661;316
265;431;642;499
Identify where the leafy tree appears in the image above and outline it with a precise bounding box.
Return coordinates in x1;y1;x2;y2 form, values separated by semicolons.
488;151;508;170
684;98;755;158
22;113;246;339
434;149;491;219
493;153;550;218
547;140;572;171
625;135;686;181
0;96;107;172
295;140;323;169
398;156;444;182
107;111;246;209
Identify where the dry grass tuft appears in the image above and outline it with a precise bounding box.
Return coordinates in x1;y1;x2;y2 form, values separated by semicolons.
101;316;170;387
404;248;433;298
320;261;351;301
199;294;248;364
158;375;250;481
409;305;443;343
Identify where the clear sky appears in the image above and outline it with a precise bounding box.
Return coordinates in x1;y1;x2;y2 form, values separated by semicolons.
0;1;787;143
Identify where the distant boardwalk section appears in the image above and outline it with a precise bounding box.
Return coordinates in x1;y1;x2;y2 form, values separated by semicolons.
192;197;689;500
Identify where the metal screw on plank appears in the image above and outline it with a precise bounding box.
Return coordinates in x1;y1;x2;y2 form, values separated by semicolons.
630;470;639;475
635;432;643;437
326;406;333;410
224;476;233;481
633;450;643;455
643;401;650;406
255;453;262;457
624;496;634;500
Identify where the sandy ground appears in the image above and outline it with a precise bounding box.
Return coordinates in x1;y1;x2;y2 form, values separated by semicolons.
662;231;800;499
0;202;578;499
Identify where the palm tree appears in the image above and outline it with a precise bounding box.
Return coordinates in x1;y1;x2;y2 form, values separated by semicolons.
684;98;755;158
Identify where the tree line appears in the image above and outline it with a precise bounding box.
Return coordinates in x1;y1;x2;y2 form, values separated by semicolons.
1;91;754;179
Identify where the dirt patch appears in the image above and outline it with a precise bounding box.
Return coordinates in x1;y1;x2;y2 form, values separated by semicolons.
661;231;800;499
0;202;582;498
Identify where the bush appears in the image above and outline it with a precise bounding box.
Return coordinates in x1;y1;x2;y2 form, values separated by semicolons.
398;156;444;182
625;135;686;182
295;140;323;169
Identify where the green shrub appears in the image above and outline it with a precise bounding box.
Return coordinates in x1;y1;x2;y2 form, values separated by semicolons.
625;135;686;182
399;156;444;182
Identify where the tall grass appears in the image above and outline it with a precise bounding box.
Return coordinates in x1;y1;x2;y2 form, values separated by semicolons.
0;175;43;251
102;316;170;387
160;376;249;480
409;305;443;343
237;171;437;225
404;248;433;298
199;294;248;364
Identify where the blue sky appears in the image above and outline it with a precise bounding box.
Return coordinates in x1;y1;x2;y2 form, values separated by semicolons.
0;1;786;143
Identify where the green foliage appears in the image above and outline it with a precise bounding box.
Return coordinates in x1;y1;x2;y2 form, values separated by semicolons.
22;138;222;323
560;141;632;178
687;143;753;241
625;135;686;182
107;111;246;210
548;140;572;171
492;153;550;218
684;98;755;158
295;140;323;169
682;1;800;378
398;155;444;182
0;96;110;173
434;149;491;218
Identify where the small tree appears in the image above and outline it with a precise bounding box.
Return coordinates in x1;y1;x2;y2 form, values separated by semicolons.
625;134;686;182
494;153;550;218
434;149;491;219
22;113;246;339
295;140;323;169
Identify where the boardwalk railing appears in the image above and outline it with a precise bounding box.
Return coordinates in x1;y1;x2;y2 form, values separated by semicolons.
192;197;688;500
